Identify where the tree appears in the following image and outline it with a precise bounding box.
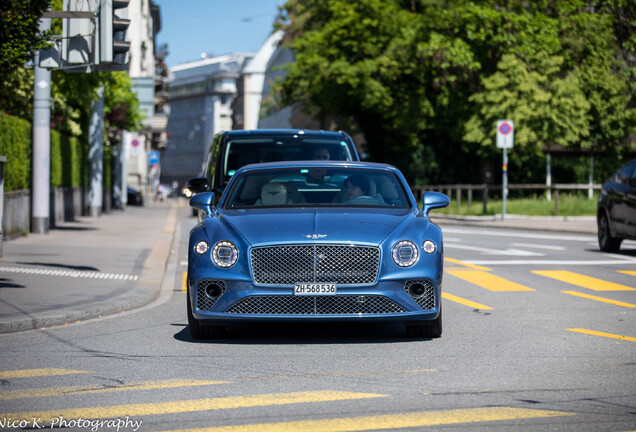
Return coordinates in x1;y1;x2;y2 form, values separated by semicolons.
0;0;51;82
273;0;635;185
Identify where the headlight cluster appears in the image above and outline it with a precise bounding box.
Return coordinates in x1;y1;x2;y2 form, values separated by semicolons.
194;240;239;268
392;239;437;267
212;241;238;268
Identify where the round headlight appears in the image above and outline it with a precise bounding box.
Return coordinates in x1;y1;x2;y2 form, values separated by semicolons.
392;240;419;267
422;240;437;254
195;240;209;255
212;241;238;268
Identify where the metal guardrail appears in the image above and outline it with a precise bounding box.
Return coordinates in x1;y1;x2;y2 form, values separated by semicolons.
412;183;601;215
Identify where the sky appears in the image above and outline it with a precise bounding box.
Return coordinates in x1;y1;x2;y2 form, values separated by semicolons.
153;0;285;68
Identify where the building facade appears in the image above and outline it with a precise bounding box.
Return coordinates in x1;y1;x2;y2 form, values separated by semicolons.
161;53;253;188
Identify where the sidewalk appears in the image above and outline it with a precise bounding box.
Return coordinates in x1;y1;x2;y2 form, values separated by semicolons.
432;214;597;235
0;199;178;334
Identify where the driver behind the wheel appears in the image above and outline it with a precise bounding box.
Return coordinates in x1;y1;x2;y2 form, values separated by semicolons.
344;174;370;201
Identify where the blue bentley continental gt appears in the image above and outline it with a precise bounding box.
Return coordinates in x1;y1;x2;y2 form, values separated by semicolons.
186;161;450;339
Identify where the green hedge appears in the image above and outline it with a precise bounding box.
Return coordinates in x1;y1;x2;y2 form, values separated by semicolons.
0;113;32;190
0;112;92;192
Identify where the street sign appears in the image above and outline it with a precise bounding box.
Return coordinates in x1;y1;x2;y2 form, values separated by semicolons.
148;150;159;165
496;120;514;149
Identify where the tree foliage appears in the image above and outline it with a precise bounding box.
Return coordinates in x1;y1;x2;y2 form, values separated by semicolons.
274;0;636;185
0;0;51;82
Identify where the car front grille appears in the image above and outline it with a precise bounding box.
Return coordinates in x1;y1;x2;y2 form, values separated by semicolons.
225;295;405;315
404;279;436;310
250;244;380;286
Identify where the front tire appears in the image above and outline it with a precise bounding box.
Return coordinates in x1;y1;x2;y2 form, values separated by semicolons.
598;211;622;252
405;306;442;338
187;292;229;339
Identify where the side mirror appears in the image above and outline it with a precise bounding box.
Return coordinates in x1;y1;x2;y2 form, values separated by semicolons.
189;191;216;216
186;177;209;194
422;191;450;216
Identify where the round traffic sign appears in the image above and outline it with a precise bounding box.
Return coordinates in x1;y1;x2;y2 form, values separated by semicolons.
498;122;512;135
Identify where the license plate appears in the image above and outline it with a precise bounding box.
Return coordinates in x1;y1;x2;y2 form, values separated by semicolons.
293;283;337;295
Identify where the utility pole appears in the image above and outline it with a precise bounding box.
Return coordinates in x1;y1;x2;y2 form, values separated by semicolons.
31;17;52;233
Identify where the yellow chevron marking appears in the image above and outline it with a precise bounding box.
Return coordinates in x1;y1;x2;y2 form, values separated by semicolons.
0;379;229;400
0;369;89;379
1;391;387;422
447;270;534;291
533;270;636;291
444;258;491;271
618;270;636;277
442;292;493;310
567;328;636;342
164;407;573;432
562;291;636;308
182;271;188;292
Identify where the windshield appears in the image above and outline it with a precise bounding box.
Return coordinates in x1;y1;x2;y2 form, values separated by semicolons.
224;167;409;209
222;138;354;183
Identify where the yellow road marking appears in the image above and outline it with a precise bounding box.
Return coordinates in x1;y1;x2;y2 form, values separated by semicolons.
618;270;636;277
182;271;187;292
0;369;89;379
533;270;636;291
444;258;491;271
0;379;229;400
442;292;493;310
2;391;387;422
447;270;534;292
567;328;636;342
163;407;574;432
562;291;636;308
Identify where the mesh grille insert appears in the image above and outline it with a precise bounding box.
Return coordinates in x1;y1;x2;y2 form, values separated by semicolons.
226;295;405;315
196;280;227;311
404;279;436;310
250;244;380;286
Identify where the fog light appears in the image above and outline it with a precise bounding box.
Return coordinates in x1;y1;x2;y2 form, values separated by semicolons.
205;283;224;299
408;283;426;298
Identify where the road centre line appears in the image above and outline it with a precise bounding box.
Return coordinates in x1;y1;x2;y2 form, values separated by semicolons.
0;379;229;400
1;391;387;423
533;270;636;291
0;369;89;379
163;407;574;432
511;242;566;251
567;328;636;342
461;259;636;266
446;270;534;292
561;291;636;308
442;292;492;310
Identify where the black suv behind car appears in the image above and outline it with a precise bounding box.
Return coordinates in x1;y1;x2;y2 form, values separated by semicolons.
186;129;360;203
597;159;636;252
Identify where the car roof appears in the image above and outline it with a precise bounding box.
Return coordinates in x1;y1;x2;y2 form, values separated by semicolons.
222;129;350;139
237;160;399;173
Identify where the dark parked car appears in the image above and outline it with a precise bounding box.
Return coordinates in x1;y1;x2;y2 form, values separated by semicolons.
185;129;360;204
597;159;636;252
127;187;143;206
186;161;450;339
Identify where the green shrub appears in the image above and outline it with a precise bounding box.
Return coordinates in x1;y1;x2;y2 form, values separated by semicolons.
0;113;31;191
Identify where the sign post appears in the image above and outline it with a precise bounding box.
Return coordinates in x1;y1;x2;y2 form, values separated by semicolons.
496;120;514;221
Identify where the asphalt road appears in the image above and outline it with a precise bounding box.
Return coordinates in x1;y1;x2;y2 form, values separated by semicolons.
0;203;634;432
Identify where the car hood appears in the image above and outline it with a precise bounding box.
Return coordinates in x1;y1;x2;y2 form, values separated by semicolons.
219;208;415;246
